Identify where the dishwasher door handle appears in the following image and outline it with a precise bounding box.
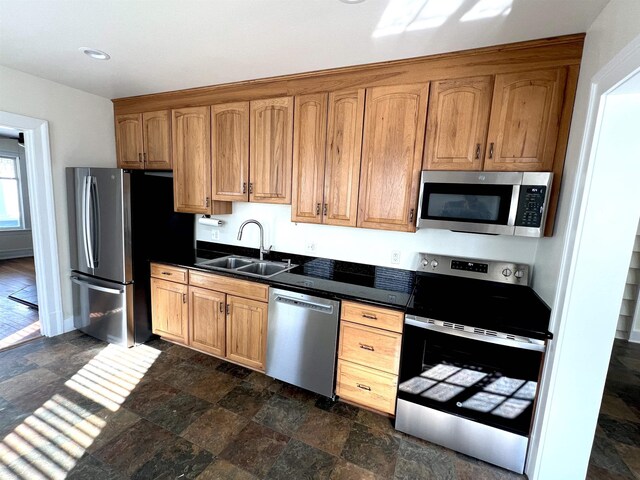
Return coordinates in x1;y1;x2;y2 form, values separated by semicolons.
273;295;334;314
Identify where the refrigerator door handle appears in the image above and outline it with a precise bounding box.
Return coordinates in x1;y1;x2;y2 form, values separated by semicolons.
89;176;100;268
71;276;124;295
81;175;93;269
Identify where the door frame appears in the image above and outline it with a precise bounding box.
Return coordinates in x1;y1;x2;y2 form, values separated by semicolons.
0;111;63;337
527;34;640;478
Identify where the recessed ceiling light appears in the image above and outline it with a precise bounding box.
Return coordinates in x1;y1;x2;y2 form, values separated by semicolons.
339;0;366;4
79;47;110;60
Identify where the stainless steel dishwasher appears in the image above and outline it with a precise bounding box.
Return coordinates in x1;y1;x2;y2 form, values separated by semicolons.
266;288;340;398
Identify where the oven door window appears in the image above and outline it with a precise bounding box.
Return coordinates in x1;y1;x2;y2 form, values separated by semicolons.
421;183;513;224
398;326;543;436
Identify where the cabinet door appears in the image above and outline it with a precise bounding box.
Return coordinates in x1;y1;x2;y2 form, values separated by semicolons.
142;110;172;170
226;295;268;371
212;102;249;201
249;97;294;204
172;106;212;213
484;68;567;172
424;76;493;171
189;286;226;357
324;89;365;227
115;114;143;169
150;277;188;344
358;83;429;232
291;93;328;223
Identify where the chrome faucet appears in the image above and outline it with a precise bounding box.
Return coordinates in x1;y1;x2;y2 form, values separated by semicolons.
237;219;271;260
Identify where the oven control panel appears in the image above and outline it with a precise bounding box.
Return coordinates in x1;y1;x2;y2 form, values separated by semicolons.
418;253;530;285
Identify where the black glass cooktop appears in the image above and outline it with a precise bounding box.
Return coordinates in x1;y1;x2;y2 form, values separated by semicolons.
406;273;552;340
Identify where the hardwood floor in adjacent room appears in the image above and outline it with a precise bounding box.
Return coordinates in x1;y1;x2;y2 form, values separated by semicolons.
0;257;41;351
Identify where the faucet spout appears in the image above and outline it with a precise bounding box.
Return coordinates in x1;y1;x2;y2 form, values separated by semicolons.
237;219;271;260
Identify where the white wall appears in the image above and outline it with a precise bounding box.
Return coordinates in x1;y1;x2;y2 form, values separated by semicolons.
0;65;115;323
0;136;33;258
528;1;640;478
196;203;540;270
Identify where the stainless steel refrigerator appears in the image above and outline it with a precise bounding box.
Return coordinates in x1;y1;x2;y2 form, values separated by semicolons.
67;168;194;347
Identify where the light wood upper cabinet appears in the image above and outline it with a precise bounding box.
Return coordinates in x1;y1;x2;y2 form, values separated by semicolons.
115;114;144;169
250;97;294;204
291;93;328;224
424;76;493;171
116;111;171;170
357;83;429;232
189;286;226;357
142;110;172;170
211;102;250;202
150;277;188;345
324;89;365;227
484;68;567;172
226;295;268;371
172;106;212;214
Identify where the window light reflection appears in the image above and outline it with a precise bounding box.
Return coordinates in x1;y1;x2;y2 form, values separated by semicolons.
0;342;161;479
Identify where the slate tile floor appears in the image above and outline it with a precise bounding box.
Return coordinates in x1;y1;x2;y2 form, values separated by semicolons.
0;332;527;479
588;339;640;479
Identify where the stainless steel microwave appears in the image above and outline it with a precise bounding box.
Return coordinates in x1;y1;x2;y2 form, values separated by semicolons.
416;171;553;237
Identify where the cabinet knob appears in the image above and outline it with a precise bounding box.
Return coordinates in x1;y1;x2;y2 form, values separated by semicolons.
142;152;147;162
248;183;253;194
323;204;328;216
475;144;481;160
242;182;247;194
138;153;142;162
489;142;494;159
316;203;321;216
205;197;210;208
219;302;224;313
182;293;186;304
409;208;415;222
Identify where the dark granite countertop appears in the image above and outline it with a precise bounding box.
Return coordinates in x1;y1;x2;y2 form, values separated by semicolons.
151;241;416;310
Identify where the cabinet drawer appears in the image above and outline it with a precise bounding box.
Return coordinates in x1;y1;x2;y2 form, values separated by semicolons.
336;360;398;415
341;301;403;333
338;321;401;375
189;270;269;302
150;263;188;284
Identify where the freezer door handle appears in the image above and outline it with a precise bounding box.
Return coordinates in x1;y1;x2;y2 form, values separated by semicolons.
71;276;124;295
81;176;93;269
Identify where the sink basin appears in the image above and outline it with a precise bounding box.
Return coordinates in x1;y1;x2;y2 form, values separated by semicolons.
237;262;288;277
199;256;253;269
194;255;295;278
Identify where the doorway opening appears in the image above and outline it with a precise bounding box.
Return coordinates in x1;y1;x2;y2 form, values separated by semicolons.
0;129;40;349
0;111;63;348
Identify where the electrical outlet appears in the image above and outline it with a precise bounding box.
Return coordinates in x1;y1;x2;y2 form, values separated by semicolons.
211;230;220;241
391;250;401;264
305;241;316;253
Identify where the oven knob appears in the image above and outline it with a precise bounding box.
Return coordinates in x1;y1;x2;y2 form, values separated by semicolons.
430;260;439;269
514;270;525;279
502;268;512;277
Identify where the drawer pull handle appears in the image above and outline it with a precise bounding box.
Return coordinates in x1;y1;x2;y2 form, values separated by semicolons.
357;383;371;391
362;313;377;320
182;293;186;304
359;344;374;351
219;302;224;313
161;271;172;276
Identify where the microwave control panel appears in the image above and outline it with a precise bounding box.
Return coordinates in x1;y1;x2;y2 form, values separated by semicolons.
515;186;547;228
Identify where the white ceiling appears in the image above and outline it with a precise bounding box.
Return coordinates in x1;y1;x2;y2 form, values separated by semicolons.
0;0;609;100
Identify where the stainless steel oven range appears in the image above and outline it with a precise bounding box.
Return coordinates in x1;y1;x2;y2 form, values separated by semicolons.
395;253;551;474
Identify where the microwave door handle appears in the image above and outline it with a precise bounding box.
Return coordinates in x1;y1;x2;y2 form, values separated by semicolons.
507;185;520;227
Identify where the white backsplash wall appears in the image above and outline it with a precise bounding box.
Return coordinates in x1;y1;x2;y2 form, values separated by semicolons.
195;202;540;271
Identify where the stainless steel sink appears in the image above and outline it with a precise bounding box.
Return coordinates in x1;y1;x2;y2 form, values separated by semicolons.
236;262;287;277
194;255;295;278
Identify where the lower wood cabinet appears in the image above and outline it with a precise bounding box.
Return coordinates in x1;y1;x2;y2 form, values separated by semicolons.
150;264;268;371
226;295;268;371
336;301;403;415
150;277;189;345
189;286;226;357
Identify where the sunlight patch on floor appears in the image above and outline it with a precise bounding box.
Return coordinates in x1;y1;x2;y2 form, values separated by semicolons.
0;321;41;351
0;342;161;479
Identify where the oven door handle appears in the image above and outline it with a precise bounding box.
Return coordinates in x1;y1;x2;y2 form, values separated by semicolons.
404;315;546;352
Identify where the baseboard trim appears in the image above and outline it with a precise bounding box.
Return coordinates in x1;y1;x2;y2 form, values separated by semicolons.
0;249;34;260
